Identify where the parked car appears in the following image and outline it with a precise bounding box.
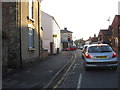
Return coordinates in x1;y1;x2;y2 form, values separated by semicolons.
66;46;77;51
82;45;90;56
83;44;118;71
78;46;83;50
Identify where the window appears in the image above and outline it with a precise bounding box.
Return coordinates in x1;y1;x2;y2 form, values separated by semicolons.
29;28;34;49
88;46;113;53
115;38;118;47
29;0;34;19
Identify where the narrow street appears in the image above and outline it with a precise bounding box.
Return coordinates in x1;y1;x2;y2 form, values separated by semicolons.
1;1;120;90
3;50;118;89
57;50;118;89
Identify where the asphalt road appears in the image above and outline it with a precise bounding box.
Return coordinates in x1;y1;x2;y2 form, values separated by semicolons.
2;50;119;89
57;49;118;89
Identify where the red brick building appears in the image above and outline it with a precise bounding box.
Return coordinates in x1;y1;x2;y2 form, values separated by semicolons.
110;15;120;52
98;29;111;45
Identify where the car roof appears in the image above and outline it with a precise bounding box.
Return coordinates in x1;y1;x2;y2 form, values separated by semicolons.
88;44;109;47
83;44;90;47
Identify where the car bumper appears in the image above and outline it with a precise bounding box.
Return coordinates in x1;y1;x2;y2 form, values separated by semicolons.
85;58;118;67
85;63;118;67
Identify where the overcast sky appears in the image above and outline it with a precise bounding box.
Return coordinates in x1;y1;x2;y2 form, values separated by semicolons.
41;0;120;40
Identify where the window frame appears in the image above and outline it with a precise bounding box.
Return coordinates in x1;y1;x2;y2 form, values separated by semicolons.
28;28;35;50
28;0;34;19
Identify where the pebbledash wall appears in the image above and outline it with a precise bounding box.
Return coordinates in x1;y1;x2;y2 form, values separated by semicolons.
2;1;43;71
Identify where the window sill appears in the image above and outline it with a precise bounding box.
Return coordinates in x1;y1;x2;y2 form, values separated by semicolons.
28;48;35;51
30;18;35;22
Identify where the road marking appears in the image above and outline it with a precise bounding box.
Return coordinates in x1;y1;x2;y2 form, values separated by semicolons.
54;54;77;88
77;73;82;90
44;54;75;88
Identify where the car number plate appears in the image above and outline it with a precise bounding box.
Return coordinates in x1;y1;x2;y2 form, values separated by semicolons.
96;56;107;59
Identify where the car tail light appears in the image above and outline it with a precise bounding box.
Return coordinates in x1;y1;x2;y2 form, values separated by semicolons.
112;53;117;58
85;53;91;59
96;45;102;46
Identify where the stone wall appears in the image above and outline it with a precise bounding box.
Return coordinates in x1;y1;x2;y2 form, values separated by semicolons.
2;2;21;71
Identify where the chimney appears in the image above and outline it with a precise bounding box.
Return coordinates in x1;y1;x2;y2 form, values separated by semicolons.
64;27;67;30
94;34;96;37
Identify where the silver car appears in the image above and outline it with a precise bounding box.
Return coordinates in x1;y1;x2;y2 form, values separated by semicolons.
83;44;118;70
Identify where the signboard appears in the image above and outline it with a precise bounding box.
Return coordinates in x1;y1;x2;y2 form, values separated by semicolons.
53;34;57;37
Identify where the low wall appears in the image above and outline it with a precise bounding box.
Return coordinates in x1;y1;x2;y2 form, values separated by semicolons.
41;49;48;60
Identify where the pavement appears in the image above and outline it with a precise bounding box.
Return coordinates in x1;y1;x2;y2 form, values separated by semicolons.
2;51;73;89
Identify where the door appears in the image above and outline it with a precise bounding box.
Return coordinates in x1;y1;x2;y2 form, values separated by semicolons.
50;42;53;54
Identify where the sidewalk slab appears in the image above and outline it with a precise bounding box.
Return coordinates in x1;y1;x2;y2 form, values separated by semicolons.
2;51;73;88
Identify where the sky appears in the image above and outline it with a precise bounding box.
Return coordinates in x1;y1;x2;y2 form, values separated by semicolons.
41;0;120;40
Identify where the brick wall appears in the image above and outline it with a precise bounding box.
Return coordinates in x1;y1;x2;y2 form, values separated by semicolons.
110;15;120;52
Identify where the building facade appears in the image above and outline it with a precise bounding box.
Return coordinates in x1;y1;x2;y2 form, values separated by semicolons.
2;0;43;71
61;28;73;50
98;29;111;45
41;11;61;54
110;15;120;52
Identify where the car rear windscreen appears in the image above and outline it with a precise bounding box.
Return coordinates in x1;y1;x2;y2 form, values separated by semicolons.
88;46;113;53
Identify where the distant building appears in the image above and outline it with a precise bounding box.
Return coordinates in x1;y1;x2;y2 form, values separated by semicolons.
98;29;111;45
85;34;98;45
91;34;98;43
2;1;43;71
61;28;73;49
110;15;120;52
41;11;61;54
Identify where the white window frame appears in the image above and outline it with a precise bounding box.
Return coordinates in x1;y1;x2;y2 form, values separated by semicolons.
29;0;34;19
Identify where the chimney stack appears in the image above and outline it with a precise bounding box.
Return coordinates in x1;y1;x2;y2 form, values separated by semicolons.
64;27;67;30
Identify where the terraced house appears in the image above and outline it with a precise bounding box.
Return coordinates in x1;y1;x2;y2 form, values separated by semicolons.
41;11;61;54
61;28;73;50
110;15;120;52
2;0;43;72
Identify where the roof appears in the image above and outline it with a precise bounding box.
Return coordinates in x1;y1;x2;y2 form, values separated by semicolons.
99;29;110;36
111;15;120;28
41;11;61;29
88;44;109;47
60;29;73;33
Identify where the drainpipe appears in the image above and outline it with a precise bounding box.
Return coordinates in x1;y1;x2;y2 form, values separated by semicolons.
18;2;22;68
38;2;40;56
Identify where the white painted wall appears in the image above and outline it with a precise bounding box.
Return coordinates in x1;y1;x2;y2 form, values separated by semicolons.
52;19;61;53
41;11;61;54
41;11;53;42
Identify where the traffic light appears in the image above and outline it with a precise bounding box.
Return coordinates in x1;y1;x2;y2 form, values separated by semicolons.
68;36;71;41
